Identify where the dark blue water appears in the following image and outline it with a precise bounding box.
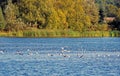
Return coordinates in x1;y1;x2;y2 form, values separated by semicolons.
0;37;120;76
0;37;120;52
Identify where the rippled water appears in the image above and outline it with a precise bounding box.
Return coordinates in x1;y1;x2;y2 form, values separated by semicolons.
0;37;120;76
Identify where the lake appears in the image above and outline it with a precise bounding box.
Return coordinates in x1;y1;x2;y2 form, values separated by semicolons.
0;37;120;76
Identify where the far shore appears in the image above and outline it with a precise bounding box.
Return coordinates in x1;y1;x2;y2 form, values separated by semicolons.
0;30;120;38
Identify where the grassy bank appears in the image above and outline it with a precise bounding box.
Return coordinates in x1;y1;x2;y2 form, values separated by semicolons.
0;29;120;38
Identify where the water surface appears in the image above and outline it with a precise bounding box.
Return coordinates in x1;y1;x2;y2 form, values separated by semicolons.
0;37;120;76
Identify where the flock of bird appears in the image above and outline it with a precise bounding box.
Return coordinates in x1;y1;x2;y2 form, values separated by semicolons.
0;47;84;58
0;47;120;58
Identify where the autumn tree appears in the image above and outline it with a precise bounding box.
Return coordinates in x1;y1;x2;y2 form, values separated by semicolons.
18;0;47;28
0;6;6;31
4;0;25;31
4;0;17;31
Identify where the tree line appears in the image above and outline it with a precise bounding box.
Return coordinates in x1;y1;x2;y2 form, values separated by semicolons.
0;0;120;32
95;0;120;30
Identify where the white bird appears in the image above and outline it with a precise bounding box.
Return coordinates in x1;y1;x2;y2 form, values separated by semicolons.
61;48;70;53
28;52;33;56
77;53;83;58
97;54;100;57
63;54;70;58
35;51;39;55
107;54;110;57
47;53;53;56
61;47;64;50
0;51;4;54
117;55;120;57
15;51;23;55
103;55;106;57
67;50;71;52
27;49;30;52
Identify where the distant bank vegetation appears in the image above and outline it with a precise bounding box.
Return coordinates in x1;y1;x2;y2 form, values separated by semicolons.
0;0;120;37
0;29;120;38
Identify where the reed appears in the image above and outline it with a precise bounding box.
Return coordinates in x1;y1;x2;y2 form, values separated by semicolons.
0;30;120;38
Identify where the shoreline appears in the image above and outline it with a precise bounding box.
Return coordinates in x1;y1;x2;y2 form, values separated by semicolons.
0;30;120;38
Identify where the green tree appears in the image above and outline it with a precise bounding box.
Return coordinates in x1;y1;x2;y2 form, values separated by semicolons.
4;0;17;31
106;4;118;17
0;6;6;31
114;0;120;7
46;8;60;29
4;0;25;31
19;0;47;28
83;0;99;25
